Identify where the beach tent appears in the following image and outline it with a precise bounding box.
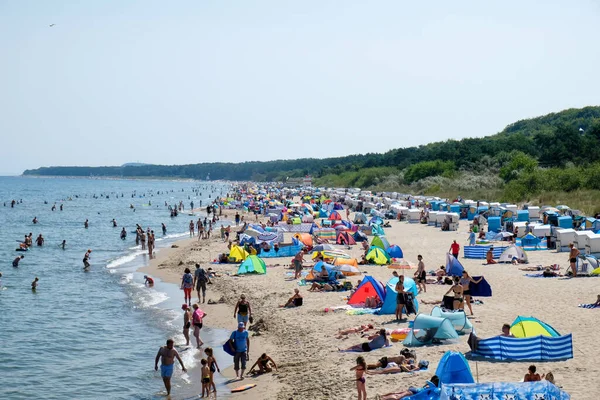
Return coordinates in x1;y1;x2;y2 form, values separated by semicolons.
468;332;573;361
347;275;386;305
510;316;560;338
328;210;343;221
468;276;492;297
333;264;361;276
312;244;336;252
365;247;391;265
430;307;472;334
353;230;368;242
498;244;528;263
576;255;599;275
372;225;385;236
403;314;459;346
371;236;391;251
439;381;571;400
229;246;249;262
387;245;404;258
379;276;419;315
333;257;359;267
293;233;313;247
435;351;475;384
369;216;383;226
336;231;356;245
521;233;541;247
388;259;415;269
308;261;337;281
237;255;266;275
353;212;368;224
445;253;465;276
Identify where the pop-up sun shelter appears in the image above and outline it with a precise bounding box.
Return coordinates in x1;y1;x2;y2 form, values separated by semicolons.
498;244;528;263
347;275;385;305
403;314;459;347
379;276;419;315
445;253;465;276
336;231;356;245
366;247;391;265
431;307;473;334
229;246;249;262
371;236;390;251
510;316;560;338
237;255;267;275
387;245;404;258
435;351;474;385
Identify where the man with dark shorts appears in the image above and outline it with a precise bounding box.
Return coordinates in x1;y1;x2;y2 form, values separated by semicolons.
83;249;92;269
449;240;460;259
293;250;305;279
154;338;187;396
229;322;250;379
568;243;580;277
193;263;207;303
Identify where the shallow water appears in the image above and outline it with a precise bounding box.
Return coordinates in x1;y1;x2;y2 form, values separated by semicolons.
0;176;229;399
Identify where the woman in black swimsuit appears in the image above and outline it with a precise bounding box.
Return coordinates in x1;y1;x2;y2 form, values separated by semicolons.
445;276;464;310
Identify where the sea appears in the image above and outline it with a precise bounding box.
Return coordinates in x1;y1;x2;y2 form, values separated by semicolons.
0;176;232;400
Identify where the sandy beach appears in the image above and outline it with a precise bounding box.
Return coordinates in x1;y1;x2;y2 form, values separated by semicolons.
142;211;598;400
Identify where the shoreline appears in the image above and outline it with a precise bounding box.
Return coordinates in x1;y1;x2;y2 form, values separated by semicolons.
139;229;283;399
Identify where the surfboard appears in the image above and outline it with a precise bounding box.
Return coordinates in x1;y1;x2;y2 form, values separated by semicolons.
231;384;256;393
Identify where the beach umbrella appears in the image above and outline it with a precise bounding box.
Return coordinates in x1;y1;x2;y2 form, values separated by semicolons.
387;259;415;269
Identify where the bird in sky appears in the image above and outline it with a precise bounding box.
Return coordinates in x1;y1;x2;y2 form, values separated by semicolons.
49;24;56;27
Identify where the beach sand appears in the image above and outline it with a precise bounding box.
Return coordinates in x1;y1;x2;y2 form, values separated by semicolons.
142;213;598;399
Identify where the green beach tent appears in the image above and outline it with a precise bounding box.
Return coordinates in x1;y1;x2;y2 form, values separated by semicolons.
365;247;391;265
237;255;267;275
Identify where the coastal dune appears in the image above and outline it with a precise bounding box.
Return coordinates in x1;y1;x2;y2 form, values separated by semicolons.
144;215;597;399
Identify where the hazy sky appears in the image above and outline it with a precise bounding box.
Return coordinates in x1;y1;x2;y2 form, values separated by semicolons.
1;1;599;175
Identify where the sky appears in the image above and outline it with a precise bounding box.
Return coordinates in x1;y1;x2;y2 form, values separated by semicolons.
1;1;600;175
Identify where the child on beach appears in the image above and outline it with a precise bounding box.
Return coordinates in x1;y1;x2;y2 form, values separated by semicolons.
200;359;211;398
524;365;541;382
351;356;367;400
204;347;220;394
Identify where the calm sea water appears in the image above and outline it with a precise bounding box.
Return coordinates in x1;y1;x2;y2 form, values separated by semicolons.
0;176;230;400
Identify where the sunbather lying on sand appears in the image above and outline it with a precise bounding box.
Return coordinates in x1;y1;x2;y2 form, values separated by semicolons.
339;329;389;352
368;359;422;374
366;353;411;370
336;324;374;339
520;265;559;271
376;375;439;400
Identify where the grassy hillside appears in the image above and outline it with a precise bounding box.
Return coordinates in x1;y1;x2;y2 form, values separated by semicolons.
24;106;600;212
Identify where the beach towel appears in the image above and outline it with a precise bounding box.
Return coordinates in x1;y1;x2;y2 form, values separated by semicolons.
578;303;600;309
525;273;559;278
346;308;380;315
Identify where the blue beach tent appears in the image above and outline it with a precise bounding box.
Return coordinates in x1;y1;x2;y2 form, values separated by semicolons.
445;253;465;276
387;245;404;258
435;351;475;384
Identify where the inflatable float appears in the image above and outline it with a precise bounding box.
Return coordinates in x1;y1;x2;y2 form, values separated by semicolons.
231;384;256;393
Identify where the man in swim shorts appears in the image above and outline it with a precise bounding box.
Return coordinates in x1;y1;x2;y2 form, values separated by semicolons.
154;338;187;396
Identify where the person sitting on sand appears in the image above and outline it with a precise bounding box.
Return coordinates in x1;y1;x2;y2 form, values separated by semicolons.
500;323;514;337
593;294;600;307
280;288;303;308
340;329;389;352
524;365;541;382
435;266;446;277
308;282;334;292
248;353;277;374
378;375;439;400
486;247;497;264
336;324;374;339
364;296;381;308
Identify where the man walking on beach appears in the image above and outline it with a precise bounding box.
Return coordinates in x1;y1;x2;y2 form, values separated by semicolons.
194;263;208;304
229;322;250;379
154;338;187;396
449;240;460;259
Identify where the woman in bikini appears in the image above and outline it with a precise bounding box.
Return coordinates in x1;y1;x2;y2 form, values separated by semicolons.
459;271;483;315
204;347;220;393
351;356;367;400
445;276;464;311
